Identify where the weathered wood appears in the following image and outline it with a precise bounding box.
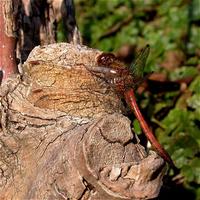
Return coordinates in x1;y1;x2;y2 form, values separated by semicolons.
0;43;166;199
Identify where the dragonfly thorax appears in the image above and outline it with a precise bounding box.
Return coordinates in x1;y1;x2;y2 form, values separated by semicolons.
110;73;134;95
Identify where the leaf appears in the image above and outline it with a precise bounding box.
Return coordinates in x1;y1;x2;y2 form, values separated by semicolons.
187;122;200;145
189;26;200;53
169;67;198;81
181;165;195;182
133;119;142;135
191;158;200;184
171;134;199;156
160;108;188;134
186;56;199;65
189;76;200;93
190;0;200;21
172;148;188;168
196;187;200;200
187;94;200;110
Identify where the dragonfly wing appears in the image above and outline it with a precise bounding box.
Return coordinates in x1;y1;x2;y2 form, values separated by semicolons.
129;44;150;79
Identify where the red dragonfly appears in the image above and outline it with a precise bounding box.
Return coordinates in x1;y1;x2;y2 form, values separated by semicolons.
87;45;175;167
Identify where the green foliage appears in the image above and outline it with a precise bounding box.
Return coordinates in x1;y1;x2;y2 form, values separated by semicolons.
133;119;142;135
155;73;200;199
169;67;198;81
73;0;200;199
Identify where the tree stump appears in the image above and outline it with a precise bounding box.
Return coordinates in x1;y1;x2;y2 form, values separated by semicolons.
0;43;166;199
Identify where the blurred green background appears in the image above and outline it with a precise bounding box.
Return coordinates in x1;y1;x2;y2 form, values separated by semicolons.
59;0;200;199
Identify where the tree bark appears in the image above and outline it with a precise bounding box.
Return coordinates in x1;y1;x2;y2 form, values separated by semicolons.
18;0;58;63
0;0;62;80
0;0;19;81
0;43;166;199
18;0;81;64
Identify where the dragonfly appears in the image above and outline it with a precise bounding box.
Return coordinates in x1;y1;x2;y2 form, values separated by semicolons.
86;45;175;167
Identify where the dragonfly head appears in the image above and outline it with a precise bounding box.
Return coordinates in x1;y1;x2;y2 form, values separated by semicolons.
87;45;151;96
97;53;116;66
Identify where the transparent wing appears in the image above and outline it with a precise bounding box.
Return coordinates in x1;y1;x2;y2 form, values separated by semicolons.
128;44;150;79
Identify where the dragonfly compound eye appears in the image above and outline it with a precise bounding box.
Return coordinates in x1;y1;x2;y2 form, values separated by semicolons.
97;53;116;66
